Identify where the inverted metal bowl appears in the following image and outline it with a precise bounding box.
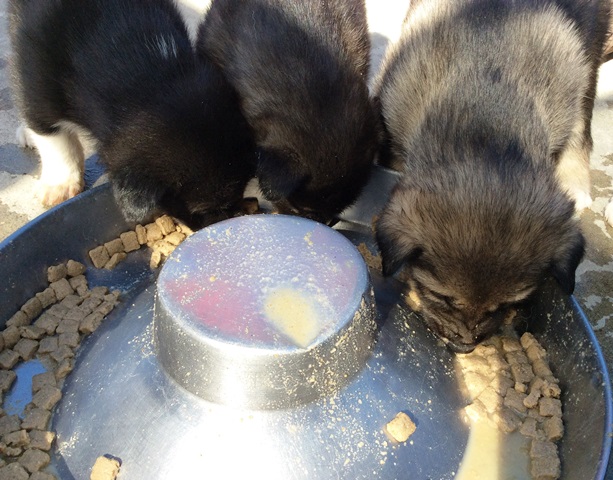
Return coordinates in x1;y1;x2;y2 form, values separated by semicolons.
0;167;610;479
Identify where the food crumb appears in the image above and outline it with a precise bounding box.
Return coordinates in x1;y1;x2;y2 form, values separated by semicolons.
90;455;121;480
384;412;416;443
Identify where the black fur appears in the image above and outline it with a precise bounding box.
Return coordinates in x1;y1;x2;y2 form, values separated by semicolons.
9;0;256;229
197;0;378;223
374;0;610;352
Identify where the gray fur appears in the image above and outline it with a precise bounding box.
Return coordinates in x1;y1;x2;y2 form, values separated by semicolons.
374;0;610;352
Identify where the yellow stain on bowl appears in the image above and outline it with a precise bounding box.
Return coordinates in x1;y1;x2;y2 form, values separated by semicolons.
264;288;321;347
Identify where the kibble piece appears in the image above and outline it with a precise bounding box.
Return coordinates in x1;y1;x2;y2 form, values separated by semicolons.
19;448;50;473
541;379;561;399
47;264;67;283
3;430;29;447
103;238;125;256
96;301;116;317
531;439;557;458
531;455;561;479
506;351;529;365
104;252;127;270
0;370;16;392
120;231;140;252
145;223;163;242
176;222;194;236
532;359;553;378
462;371;490;398
3;326;22;348
543;416;564;441
50;278;74;301
55;358;75;379
519;417;541;438
81;296;103;312
37;337;59;355
80;312;104;335
66;260;86;277
57;318;81;334
89;286;109;299
0;350;20;370
21;409;51;431
477;387;503;414
68;275;88;291
503;387;528;414
89;246;111;269
155;214;176;235
152;240;175;257
464;399;488;422
487;354;509;372
35;288;57;310
165;231;186;246
20;297;43;322
0;415;22;436
135;224;147;244
0;462;29;480
501;337;522;353
7;311;29;328
20;325;46;341
539;397;562;418
32;386;62;410
50;345;75;363
30;472;57;480
491;407;522;433
28;430;55;451
150;250;162;269
59;332;80;348
385;412;416;442
32;372;57;393
13;338;38;361
511;363;535;384
33;313;60;336
4;446;23;457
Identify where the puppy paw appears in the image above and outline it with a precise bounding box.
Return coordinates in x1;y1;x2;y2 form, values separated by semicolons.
16;125;36;149
568;189;592;212
37;180;83;207
605;199;613;228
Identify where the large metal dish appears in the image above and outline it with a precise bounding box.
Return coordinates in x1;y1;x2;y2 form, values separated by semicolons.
0;167;610;479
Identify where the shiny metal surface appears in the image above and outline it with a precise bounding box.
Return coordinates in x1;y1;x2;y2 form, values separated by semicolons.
0;167;610;479
156;215;377;409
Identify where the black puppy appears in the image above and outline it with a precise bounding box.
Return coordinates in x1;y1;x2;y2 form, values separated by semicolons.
374;0;610;352
197;0;378;223
9;0;255;229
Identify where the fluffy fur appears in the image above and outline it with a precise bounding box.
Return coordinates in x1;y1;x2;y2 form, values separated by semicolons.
374;0;610;352
197;0;378;223
9;0;256;229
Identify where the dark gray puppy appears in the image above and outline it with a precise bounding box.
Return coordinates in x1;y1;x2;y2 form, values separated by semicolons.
197;0;378;223
374;0;610;352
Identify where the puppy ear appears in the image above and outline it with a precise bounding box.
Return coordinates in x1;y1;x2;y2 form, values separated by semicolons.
256;148;307;200
550;229;585;295
111;170;165;223
376;215;422;277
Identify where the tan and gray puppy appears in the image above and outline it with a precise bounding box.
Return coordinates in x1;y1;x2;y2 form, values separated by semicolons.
374;0;610;352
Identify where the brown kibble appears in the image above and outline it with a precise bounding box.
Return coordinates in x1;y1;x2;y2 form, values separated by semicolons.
21;408;51;431
530;439;557;458
89;286;109;299
384;412;416;443
3;430;29;448
19;448;50;473
35;288;57;309
3;326;21;348
477;387;503;414
60;294;82;309
165;231;186;246
57;318;81;334
90;455;121;480
50;345;75;363
32;372;57;393
47;264;67;283
66;259;86;277
55;358;75;379
0;462;29;479
120;231;140;252
96;301;116;317
491;407;522;433
20;297;43;321
28;430;55;451
176;221;194;236
13;338;39;361
0;415;21;436
30;471;58;480
501;336;522;353
510;362;535;384
20;325;46;340
541;379;561;399
32;386;62;410
155;214;176;235
503;387;528;414
145;223;163;242
59;332;80;348
543;416;564;441
150;250;162;269
103;238;125;257
37;337;59;355
152;239;175;257
515;382;528;394
519;417;542;439
4;446;23;457
464;399;488;422
104;252;127;270
80;312;104;335
0;350;20;370
7;311;29;328
89;246;111;269
135;224;147;244
33;313;60;335
0;370;16;392
49;278;74;301
68;275;88;291
531;455;561;479
506;351;529;365
539;397;562;417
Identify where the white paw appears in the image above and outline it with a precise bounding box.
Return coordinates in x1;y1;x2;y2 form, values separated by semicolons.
569;189;593;212
605;199;613;228
16;125;36;149
37;180;83;207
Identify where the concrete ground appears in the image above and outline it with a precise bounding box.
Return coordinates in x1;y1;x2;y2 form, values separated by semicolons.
0;0;612;477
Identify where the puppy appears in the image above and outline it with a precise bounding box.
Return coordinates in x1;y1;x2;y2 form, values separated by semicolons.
374;0;610;352
197;0;378;223
9;0;256;229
